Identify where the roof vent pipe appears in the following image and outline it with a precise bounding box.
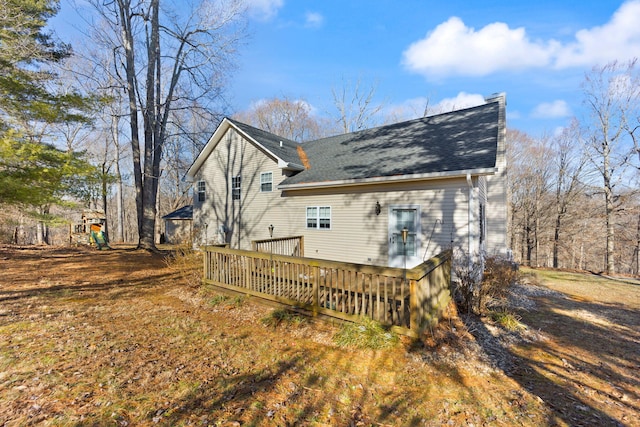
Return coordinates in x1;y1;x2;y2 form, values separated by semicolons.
279;141;283;147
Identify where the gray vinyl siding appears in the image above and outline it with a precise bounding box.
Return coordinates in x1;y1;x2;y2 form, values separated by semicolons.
279;179;471;267
193;128;285;248
193;127;480;267
485;170;508;256
485;94;509;257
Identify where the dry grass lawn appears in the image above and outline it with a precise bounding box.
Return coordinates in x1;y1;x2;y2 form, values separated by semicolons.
0;246;637;426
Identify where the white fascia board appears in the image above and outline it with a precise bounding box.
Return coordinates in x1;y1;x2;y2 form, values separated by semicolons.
185;118;304;181
185;118;232;182
228;123;305;171
277;167;497;190
277;159;306;171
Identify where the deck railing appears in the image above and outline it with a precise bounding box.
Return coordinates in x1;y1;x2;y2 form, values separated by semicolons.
252;236;304;257
202;246;451;336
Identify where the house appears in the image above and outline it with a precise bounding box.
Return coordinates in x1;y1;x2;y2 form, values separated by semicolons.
186;93;508;269
161;205;193;244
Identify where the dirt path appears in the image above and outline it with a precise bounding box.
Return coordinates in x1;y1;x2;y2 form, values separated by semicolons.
0;245;637;426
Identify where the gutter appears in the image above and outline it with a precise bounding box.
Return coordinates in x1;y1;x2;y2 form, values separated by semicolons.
278;167;497;191
466;173;473;267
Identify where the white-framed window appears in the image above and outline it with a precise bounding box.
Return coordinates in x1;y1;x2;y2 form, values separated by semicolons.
231;175;241;200
306;206;331;229
260;172;273;192
197;180;205;202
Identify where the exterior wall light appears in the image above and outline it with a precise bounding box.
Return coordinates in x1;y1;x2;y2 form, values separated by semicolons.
375;201;381;215
401;226;409;246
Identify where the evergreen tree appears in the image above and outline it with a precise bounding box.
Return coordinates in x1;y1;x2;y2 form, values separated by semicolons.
0;0;98;211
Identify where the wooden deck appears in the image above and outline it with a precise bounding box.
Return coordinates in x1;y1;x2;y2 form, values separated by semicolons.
203;246;452;336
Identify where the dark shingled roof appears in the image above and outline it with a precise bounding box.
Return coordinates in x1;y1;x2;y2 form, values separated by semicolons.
162;205;193;220
280;100;500;186
227;119;302;166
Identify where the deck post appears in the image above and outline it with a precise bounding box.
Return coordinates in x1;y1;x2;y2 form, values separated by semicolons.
312;266;319;315
409;278;418;332
203;246;209;281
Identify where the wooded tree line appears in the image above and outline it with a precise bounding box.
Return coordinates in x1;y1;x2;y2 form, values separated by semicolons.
1;1;638;277
509;60;640;275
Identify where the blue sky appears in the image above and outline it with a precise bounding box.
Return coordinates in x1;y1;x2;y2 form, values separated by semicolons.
53;0;640;136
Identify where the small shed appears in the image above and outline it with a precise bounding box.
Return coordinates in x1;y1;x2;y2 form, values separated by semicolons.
162;205;193;244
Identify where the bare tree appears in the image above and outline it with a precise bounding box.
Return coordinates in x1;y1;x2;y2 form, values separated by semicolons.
551;120;587;268
234;96;325;141
331;77;384;134
581;59;640;274
88;0;246;250
507;129;554;266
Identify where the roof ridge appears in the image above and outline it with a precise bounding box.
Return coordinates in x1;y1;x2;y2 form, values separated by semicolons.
226;117;300;145
304;101;494;145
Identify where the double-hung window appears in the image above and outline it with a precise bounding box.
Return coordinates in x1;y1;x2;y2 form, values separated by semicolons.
260;172;273;192
306;206;331;229
231;175;241;200
197;180;206;202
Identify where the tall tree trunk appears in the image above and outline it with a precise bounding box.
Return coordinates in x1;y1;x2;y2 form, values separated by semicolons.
36;206;44;245
553;208;564;268
112;115;125;243
139;0;161;250
101;162;109;241
603;155;615;274
117;0;144;245
525;213;532;266
43;205;51;245
553;216;560;269
634;212;640;276
534;206;539;267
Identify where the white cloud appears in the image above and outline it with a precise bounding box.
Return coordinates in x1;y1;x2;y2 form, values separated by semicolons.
402;0;640;78
506;110;522;120
305;12;324;28
555;0;640;68
385;97;431;120
531;100;571;119
402;17;554;77
432;92;486;113
245;0;284;21
386;92;486;121
552;126;567;137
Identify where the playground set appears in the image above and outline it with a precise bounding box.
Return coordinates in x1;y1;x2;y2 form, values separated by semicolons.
69;211;111;249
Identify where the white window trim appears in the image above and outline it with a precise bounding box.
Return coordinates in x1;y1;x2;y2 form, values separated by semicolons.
260;171;273;193
231;175;241;200
197;180;205;202
306;206;331;230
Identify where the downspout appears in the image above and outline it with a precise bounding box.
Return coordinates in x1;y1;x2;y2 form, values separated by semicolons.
466;173;474;269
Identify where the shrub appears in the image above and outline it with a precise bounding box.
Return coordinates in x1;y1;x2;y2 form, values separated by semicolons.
232;295;246;307
209;294;229;307
452;250;519;315
261;308;307;328
482;256;519;299
164;244;202;288
451;249;484;315
333;317;399;349
489;310;526;331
